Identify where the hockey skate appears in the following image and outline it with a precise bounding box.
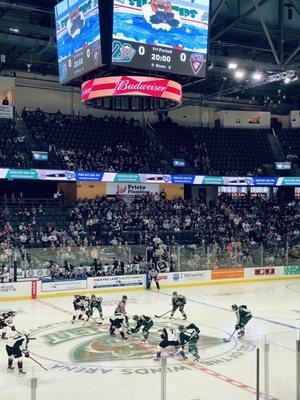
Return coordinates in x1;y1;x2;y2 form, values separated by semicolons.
7;366;14;373
18;370;26;376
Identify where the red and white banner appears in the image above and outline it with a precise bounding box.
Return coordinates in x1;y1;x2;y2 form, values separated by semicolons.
31;280;37;299
81;76;182;104
106;183;159;196
254;268;275;276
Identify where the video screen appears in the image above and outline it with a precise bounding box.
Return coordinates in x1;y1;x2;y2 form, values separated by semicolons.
55;0;102;84
112;0;209;77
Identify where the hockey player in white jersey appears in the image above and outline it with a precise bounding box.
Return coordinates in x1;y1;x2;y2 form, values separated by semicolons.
0;310;16;339
71;295;89;323
154;327;185;361
6;330;30;375
115;295;128;325
109;313;128;340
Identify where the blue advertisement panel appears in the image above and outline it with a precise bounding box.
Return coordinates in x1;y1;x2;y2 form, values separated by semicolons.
112;0;209;77
252;177;278;186
76;171;104;181
171;175;195;184
55;0;102;83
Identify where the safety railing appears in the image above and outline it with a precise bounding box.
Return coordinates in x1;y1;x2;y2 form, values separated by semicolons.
2;241;300;276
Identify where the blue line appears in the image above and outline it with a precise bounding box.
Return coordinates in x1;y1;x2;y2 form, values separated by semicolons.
158;290;300;330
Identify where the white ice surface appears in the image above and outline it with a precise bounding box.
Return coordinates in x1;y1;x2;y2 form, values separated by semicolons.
1;279;299;400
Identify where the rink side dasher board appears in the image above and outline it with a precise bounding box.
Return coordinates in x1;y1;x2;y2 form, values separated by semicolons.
0;273;300;302
159;274;300;290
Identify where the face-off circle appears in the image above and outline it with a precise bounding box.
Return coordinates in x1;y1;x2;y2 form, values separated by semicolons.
29;319;244;369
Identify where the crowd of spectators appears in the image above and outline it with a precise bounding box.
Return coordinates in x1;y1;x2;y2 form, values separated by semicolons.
0;120;27;168
154;121;272;176
0;194;300;260
24;109;168;173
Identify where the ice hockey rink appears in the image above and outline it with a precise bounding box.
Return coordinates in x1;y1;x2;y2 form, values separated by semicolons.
1;279;299;400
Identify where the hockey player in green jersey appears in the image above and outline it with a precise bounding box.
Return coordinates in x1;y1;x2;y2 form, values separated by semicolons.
87;295;103;320
231;304;252;338
178;323;200;361
170;291;187;320
130;315;154;341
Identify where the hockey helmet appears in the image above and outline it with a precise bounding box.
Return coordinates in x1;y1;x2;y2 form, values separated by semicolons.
231;304;238;311
122;295;128;301
91;294;96;299
178;325;185;331
133;315;139;321
10;310;17;316
172;291;178;296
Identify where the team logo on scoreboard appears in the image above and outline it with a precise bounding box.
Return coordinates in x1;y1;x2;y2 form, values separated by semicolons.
190;53;206;75
112;41;136;63
59;63;68;83
91;42;100;65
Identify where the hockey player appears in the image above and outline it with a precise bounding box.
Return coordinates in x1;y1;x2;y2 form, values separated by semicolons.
71;295;88;323
178;323;200;361
232;304;252;338
146;267;160;290
130;315;154;341
87;295;103;320
0;310;16;339
115;295;128;324
170;291;187;320
109;313;128;340
154;327;185;361
6;330;30;375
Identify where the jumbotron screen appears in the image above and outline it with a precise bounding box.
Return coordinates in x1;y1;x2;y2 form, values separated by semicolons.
112;0;209;77
55;0;103;84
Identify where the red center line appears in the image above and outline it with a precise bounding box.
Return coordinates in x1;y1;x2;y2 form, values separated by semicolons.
37;299;279;400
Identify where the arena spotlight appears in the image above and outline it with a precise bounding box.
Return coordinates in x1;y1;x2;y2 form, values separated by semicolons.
228;62;238;70
252;71;263;81
235;70;245;79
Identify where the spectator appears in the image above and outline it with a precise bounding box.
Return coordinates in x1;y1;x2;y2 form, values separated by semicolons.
2;97;9;105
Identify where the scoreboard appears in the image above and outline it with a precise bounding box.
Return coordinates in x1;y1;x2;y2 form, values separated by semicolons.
112;0;209;77
55;0;210;84
55;0;103;84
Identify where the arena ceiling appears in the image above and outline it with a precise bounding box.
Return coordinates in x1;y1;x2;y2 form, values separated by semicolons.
0;0;300;111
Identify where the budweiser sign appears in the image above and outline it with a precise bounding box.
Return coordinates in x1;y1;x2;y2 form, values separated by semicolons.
113;76;169;97
81;76;182;104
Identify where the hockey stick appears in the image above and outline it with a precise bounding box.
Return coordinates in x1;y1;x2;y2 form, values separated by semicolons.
82;316;102;326
91;317;102;325
155;309;172;318
28;355;48;371
222;330;236;342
